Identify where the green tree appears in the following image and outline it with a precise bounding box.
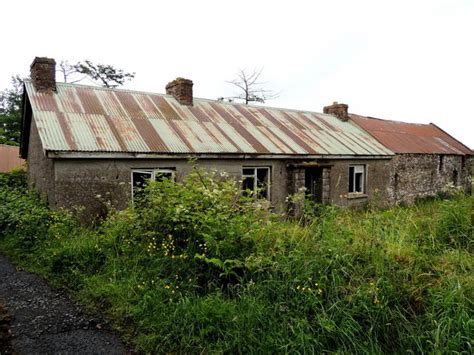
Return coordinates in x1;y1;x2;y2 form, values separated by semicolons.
0;60;135;145
74;60;135;88
57;60;135;88
0;75;25;145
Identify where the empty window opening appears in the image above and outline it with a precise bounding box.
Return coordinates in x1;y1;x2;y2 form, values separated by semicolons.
131;168;175;200
394;173;399;192
349;165;365;193
452;169;458;186
439;156;444;172
242;167;270;199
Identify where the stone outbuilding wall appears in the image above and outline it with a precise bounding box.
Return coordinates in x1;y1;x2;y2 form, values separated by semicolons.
387;154;472;204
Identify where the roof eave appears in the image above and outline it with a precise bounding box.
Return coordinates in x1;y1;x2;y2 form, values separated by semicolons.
429;123;474;156
46;151;394;160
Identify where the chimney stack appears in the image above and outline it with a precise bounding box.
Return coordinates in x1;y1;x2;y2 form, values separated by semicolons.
166;77;193;105
30;57;56;92
323;101;349;121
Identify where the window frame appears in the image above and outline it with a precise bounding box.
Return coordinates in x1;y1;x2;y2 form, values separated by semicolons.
242;166;271;200
131;168;176;201
348;164;366;194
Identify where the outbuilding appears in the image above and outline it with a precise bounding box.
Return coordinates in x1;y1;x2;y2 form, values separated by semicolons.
351;114;473;203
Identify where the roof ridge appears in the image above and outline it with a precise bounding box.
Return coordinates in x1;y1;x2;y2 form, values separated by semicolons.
350;113;431;127
28;80;330;116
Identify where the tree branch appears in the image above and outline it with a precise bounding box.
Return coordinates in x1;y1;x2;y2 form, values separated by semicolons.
224;68;279;105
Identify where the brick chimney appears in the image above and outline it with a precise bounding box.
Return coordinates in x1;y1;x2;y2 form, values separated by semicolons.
30;57;56;92
323;101;349;121
166;77;193;105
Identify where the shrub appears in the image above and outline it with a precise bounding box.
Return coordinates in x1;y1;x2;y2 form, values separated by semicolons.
101;168;273;291
0;179;50;247
0;168;27;190
0;169;81;253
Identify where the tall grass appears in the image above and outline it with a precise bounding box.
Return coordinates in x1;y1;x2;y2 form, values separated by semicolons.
0;169;472;353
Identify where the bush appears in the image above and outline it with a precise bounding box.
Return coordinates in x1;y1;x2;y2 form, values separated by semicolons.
0;168;27;190
101;169;272;291
0;170;50;247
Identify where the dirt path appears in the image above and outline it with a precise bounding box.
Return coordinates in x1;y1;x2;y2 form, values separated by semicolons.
0;254;131;354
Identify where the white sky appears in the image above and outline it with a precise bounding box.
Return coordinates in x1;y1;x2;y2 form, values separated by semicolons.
2;0;473;148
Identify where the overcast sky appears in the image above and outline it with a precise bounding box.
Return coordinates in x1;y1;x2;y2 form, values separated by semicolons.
2;0;473;148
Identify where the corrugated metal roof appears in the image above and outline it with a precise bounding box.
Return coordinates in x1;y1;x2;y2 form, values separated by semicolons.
350;114;473;155
25;81;393;156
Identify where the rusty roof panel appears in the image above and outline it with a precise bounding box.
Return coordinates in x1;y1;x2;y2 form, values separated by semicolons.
216;122;255;153
203;122;239;153
351;114;473;155
25;81;393;156
56;85;83;113
148;119;188;153
34;111;68;150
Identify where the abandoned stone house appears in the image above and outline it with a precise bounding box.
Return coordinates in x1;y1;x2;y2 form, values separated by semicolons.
20;57;472;219
351;115;473;203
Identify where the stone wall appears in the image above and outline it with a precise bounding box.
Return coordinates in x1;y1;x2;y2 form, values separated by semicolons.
387;154;472;204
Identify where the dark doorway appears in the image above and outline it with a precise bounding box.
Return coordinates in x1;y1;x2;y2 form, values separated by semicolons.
305;168;323;203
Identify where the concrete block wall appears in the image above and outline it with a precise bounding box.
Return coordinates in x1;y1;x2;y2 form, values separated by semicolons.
52;158;290;221
327;158;392;207
27;120;55;204
49;157;392;220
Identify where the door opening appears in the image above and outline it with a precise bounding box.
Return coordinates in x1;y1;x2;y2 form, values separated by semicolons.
305;168;323;203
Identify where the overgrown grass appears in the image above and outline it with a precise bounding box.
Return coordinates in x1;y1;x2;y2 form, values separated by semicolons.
0;168;473;353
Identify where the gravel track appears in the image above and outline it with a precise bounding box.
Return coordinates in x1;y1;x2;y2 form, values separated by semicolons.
0;254;131;354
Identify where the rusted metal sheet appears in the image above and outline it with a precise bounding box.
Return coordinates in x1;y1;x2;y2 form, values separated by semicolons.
0;144;25;172
25;81;393;156
351;114;473;155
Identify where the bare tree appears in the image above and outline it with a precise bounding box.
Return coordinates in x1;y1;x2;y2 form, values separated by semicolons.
219;68;279;104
